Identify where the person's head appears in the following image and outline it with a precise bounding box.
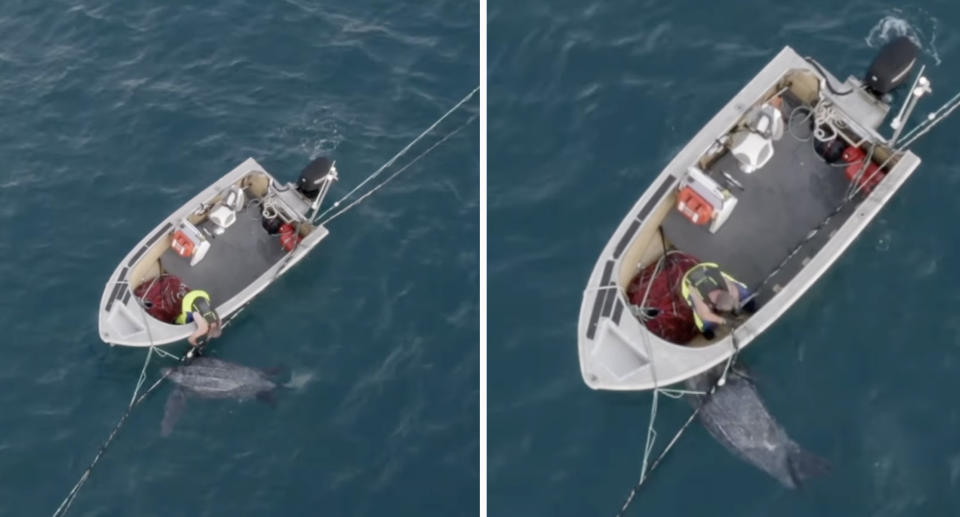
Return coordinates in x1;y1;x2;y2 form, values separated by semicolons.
713;291;736;314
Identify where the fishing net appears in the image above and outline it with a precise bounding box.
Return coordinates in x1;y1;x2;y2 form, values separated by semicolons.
133;274;191;323
626;251;700;344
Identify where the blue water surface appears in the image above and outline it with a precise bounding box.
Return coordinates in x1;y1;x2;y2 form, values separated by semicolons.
0;1;478;515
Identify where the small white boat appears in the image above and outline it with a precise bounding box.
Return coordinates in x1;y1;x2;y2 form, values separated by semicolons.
99;157;337;347
578;39;956;391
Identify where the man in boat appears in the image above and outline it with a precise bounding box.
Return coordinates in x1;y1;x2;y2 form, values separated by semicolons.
175;289;222;347
681;262;754;340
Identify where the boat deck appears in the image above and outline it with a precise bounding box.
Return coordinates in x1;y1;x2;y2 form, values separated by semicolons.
662;96;854;305
161;200;288;306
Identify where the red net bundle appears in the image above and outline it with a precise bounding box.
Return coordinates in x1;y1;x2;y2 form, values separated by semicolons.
626;251;700;344
133;274;191;323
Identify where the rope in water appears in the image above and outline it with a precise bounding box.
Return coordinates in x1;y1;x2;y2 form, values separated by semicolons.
614;396;709;517
897;89;960;149
152;346;182;361
51;349;183;517
53;277;248;517
266;87;478;285
312;86;480;224
317;113;478;226
130;347;154;407
614;340;740;517
128;275;169;407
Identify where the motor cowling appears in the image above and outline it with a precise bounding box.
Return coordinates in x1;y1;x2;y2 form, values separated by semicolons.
297;157;334;200
864;36;918;97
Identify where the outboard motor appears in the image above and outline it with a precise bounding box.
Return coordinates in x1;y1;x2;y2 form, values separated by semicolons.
864;36;918;97
297;157;335;200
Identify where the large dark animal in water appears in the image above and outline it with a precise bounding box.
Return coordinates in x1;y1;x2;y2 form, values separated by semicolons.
685;365;830;488
160;357;279;436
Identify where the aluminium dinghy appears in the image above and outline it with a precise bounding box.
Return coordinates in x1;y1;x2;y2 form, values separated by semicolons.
578;38;958;391
99;157;337;347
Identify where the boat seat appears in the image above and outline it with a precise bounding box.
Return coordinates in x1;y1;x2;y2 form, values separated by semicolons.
729;131;774;173
728;102;784;174
208;205;236;228
207;186;246;231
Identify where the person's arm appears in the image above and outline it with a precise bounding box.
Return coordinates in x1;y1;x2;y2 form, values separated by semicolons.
188;312;209;346
724;278;742;308
690;290;726;326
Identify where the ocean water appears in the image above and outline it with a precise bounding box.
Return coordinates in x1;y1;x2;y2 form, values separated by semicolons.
489;2;960;516
0;1;478;516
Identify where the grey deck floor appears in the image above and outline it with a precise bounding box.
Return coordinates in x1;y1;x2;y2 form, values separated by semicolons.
161;202;288;306
662;97;853;302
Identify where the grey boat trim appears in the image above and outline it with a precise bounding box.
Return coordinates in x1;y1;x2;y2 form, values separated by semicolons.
578;46;923;391
99;158;333;347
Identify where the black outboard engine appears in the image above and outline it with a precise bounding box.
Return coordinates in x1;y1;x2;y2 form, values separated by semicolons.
297;156;334;200
864;36;918;97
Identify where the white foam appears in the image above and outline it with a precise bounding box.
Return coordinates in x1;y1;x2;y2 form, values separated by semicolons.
866;10;941;66
875;231;892;252
302;121;342;158
284;370;316;390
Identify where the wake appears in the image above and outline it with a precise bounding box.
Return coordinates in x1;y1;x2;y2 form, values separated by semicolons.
866;9;941;66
